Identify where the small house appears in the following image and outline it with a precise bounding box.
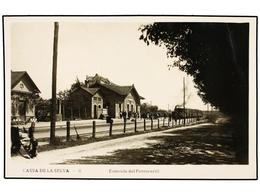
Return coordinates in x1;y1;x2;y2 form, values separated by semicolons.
11;71;40;122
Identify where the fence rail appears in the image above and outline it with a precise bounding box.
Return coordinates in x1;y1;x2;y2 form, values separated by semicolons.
36;117;206;141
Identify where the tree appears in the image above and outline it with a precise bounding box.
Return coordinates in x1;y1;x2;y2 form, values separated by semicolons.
57;77;86;120
140;103;158;116
35;98;51;121
57;89;71;120
71;77;84;91
139;22;249;163
139;23;249;121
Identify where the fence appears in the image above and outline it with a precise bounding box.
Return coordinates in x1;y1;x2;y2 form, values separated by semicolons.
52;116;203;141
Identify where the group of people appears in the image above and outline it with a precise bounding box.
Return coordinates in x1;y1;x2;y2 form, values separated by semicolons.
11;122;38;159
119;111;139;120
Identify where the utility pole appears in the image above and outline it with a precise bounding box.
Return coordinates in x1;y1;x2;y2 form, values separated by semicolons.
50;22;59;145
183;77;186;126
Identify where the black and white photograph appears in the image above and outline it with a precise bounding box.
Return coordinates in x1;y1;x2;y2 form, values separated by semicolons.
3;16;257;179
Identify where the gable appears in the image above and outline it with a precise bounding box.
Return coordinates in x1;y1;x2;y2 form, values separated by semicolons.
12;79;33;93
126;92;135;100
125;88;143;105
93;92;103;99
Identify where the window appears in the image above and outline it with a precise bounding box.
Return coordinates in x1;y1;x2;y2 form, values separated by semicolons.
93;97;97;101
98;97;102;101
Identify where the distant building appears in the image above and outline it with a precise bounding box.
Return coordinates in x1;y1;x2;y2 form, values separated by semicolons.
69;74;144;119
11;71;40;122
85;74;144;118
69;86;103;119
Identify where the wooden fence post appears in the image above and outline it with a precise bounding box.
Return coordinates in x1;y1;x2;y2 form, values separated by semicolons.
144;118;146;131
163;118;165;127
151;119;153;130
92;121;96;138
134;119;137;133
123;119;126;133
66;121;70;141
168;117;170;126
158;118;160;129
109;121;113;136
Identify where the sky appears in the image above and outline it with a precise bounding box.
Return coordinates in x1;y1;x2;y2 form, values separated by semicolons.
9;20;207;111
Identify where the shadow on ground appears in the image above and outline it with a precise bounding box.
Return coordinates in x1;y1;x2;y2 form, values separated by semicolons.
59;123;242;165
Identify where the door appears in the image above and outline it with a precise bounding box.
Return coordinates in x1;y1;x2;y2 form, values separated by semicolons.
18;100;26;121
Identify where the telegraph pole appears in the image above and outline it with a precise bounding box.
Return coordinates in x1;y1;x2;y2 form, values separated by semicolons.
50;22;59;145
183;77;186;125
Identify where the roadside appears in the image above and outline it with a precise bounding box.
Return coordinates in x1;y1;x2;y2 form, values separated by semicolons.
30;120;207;153
12;123;209;164
12;121;242;165
56;122;238;165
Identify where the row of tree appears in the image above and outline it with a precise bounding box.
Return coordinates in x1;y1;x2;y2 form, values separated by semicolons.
139;22;249;122
140;103;170;118
139;22;249;163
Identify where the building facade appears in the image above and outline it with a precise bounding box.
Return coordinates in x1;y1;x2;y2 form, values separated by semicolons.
11;71;40;122
85;74;144;118
69;86;103;119
68;74;144;120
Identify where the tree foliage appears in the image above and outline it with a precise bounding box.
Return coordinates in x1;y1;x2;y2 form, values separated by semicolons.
58;77;86;111
140;103;158;114
71;77;84;91
57;90;70;101
139;23;249;120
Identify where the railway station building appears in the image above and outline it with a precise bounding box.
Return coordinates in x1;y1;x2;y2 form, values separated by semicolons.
69;74;144;119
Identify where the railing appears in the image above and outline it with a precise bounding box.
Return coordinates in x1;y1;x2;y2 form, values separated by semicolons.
59;117;204;141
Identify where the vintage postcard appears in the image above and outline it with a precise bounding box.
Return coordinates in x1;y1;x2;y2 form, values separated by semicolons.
3;15;257;179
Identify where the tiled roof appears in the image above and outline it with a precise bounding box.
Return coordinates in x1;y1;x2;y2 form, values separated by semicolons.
86;73;145;99
11;71;41;93
11;71;26;88
99;83;133;96
80;86;100;96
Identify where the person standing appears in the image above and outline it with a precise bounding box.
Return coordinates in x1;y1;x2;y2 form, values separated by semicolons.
28;122;38;158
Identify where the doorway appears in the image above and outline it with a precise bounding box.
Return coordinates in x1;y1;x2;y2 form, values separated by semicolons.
18;100;26;121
